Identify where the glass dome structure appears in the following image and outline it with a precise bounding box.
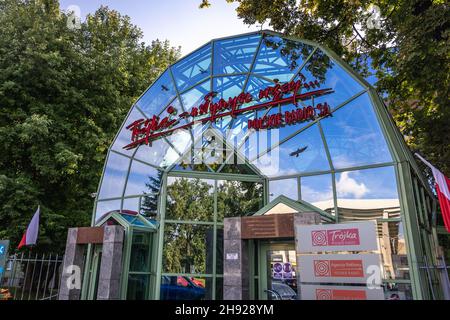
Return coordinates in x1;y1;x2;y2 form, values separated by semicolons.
92;30;441;300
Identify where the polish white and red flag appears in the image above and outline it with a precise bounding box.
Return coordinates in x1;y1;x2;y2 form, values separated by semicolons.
18;206;40;249
416;154;450;232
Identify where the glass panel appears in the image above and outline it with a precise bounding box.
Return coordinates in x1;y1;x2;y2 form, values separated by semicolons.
217;180;264;220
133;139;179;168
163;224;214;274
213;75;248;100
377;221;409;280
127;274;149;300
383;282;413;300
335;166;400;221
166;177;214;221
301;174;334;213
216;228;224;275
179;80;211;122
125;161;161;196
140;194;158;218
241;107;280;159
253;34;315;82
166;127;192;156
213;34;260;75
251;124;330;177
95;199;121;222
135;70;177;117
269;179;298;201
129;232;151;272
111;107;145;156
320;93;392;169
172;43;212;92
226;109;256;147
98;152;130;199
278;103;315;142
267;249;297;300
160;276;210;300
122;197;139;214
216;277;223;300
245;76;274;107
295;49;365;109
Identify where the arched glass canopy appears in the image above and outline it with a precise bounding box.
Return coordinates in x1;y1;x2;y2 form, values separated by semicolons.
96;30;396;222
89;30;445;301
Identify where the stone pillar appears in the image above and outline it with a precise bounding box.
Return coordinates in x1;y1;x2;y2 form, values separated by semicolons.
293;212;321;300
97;225;124;300
223;217;249;300
59;228;86;300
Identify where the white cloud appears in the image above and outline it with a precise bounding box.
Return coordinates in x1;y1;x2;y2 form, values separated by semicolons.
336;171;369;199
302;185;333;203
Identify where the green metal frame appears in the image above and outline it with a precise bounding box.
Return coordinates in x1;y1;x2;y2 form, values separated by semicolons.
90;29;444;300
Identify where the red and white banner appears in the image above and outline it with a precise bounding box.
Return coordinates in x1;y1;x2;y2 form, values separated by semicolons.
416;154;450;232
298;254;382;284
295;221;378;253
18;206;40;249
300;284;385;300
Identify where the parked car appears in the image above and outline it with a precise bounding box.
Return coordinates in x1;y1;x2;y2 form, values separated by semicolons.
161;276;205;300
270;281;297;300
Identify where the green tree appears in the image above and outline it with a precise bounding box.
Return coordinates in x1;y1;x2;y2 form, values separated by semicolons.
0;0;180;252
163;178;214;273
203;0;450;177
141;170;163;218
217;180;263;218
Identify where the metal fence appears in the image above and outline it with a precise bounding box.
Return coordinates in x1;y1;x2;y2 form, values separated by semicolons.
0;253;63;300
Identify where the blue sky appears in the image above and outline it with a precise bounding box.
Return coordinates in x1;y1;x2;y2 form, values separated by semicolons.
59;0;260;56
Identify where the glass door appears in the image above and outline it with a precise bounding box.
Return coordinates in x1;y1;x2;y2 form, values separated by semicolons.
258;242;297;300
87;245;102;300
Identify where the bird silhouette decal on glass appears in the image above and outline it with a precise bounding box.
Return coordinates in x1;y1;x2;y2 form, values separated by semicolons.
289;146;308;157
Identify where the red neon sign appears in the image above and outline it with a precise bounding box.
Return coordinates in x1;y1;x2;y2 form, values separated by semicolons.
123;78;334;150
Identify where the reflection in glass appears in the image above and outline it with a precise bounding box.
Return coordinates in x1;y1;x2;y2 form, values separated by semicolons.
267;249;297;300
122;197;139;214
133;139;179;168
98;152;130;199
245;76;274;108
95;199;121;221
320;93;392;169
217;180;264;220
377;221;409;280
163;224;213;274
172;43;212;92
111;107;145;156
213;75;247;100
335;166;400;221
216;278;223;300
135;70;176;117
160;276;209;300
125;161;161;196
216;228;224;275
301;174;334;213
166;177;214;221
383;282;413;300
253;35;315;82
179;80;211;122
129;232;151;272
252;124;330;177
295;49;365;109
269;179;298;201
213;34;260;75
127;274;149;300
241;108;280;159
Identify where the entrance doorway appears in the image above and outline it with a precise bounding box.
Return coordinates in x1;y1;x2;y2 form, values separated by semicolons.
86;245;102;300
258;242;297;300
